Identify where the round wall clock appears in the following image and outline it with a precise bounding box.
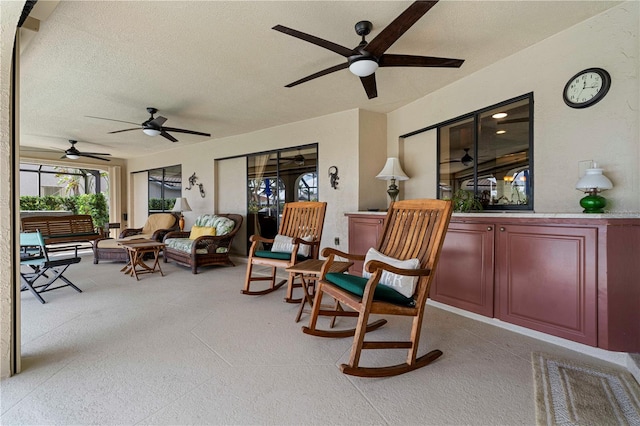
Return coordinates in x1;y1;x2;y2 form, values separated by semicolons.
563;68;611;109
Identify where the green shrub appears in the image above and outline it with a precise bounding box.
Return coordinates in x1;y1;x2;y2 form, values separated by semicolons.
20;193;109;228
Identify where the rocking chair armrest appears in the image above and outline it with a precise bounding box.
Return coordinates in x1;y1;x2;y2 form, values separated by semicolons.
321;247;365;261
365;259;431;277
249;234;274;244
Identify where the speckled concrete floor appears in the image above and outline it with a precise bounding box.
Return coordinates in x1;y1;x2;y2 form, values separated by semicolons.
1;252;630;425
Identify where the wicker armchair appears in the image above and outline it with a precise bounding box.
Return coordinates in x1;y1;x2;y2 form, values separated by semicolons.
163;213;243;274
93;213;179;264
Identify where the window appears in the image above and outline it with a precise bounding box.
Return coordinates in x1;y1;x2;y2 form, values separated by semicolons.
20;163;107;197
438;94;533;210
148;165;181;213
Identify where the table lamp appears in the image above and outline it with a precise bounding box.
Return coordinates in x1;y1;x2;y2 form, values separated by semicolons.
575;162;613;213
172;197;192;230
376;157;409;202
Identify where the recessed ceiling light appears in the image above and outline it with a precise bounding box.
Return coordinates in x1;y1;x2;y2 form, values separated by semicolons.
492;112;508;119
496;130;506;135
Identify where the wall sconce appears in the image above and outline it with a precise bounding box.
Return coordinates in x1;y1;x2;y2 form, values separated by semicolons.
575;162;613;213
186;172;205;198
328;166;339;189
376;157;409;202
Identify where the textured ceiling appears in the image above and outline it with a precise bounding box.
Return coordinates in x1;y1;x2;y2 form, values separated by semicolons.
18;1;621;160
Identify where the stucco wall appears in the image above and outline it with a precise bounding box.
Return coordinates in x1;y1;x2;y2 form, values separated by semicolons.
127;109;363;253
387;2;639;213
1;0;24;379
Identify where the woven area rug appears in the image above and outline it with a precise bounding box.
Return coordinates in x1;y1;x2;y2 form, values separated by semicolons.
532;352;640;426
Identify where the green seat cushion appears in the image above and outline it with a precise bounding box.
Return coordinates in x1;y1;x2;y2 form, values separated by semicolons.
254;250;308;261
325;272;416;307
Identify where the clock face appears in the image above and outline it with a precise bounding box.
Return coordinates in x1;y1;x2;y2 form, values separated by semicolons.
563;68;611;108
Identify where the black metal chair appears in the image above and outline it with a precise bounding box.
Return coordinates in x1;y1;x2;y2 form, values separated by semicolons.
20;231;82;304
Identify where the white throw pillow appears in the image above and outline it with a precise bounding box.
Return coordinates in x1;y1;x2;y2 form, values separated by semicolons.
271;234;313;257
362;248;420;298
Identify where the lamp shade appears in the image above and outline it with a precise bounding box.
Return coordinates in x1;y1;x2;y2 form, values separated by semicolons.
575;166;613;192
349;58;379;77
376;157;409;181
172;197;192;213
143;128;161;137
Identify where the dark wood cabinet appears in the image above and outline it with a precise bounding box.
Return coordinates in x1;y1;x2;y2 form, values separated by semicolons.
346;214;385;275
431;223;495;317
346;212;640;352
495;224;597;346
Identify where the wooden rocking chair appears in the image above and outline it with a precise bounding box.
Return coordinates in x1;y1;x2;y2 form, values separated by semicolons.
242;201;327;299
303;199;453;377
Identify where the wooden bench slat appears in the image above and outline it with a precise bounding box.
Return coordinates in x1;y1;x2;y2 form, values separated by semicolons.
21;214;101;245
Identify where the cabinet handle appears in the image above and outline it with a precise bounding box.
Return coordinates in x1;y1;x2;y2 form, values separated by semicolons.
500;227;505;232
379;220;383;224
487;226;492;231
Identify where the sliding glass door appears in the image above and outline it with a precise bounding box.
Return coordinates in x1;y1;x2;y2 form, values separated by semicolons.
246;144;318;251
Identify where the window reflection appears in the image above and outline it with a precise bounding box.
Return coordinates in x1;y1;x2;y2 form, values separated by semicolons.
438;95;532;210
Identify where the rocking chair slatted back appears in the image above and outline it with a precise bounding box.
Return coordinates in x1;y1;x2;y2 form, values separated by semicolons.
378;200;452;305
279;201;327;258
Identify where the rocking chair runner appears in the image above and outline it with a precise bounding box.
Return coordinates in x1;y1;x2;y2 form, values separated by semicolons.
303;199;453;377
242;201;327;299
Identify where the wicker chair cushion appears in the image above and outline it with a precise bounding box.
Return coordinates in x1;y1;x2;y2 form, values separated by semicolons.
165;238;228;254
141;213;176;234
194;214;235;234
189;226;216;239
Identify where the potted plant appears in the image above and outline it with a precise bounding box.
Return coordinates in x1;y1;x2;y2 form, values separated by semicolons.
450;189;484;213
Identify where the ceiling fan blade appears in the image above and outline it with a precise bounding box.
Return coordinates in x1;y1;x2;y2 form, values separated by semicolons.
272;25;354;57
160;130;179;142
285;63;348;88
379;54;464;68
85;116;140;126
81;152;112;156
108;128;140;134
365;1;439;57
360;74;378;99
150;116;167;127
79;153;111;162
162;127;211;137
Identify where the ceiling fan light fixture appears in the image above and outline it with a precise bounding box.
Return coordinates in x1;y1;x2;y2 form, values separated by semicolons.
492;112;508;119
66;153;80;160
143;128;161;137
349;58;378;77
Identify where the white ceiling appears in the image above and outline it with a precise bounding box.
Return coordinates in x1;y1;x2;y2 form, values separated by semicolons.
18;0;621;160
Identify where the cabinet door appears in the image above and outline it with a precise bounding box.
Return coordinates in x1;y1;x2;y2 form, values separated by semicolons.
431;223;495;317
348;216;384;275
496;225;597;346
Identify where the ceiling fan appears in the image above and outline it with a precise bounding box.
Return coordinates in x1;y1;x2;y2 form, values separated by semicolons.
269;153;306;166
61;140;111;161
273;0;464;99
441;148;473;166
87;107;211;143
